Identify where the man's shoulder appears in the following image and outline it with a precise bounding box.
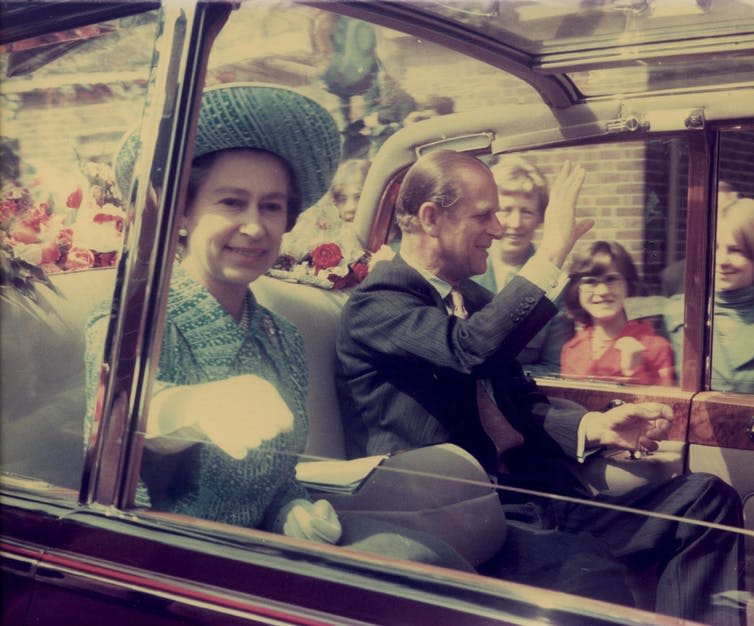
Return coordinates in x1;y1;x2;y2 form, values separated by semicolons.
344;255;440;319
356;254;426;292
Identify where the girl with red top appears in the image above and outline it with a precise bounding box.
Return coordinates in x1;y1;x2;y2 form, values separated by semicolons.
561;240;675;385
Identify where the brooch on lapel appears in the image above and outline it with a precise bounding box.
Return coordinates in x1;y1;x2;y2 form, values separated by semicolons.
261;316;277;338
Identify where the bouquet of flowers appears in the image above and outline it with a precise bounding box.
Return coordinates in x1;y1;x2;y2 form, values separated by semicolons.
269;241;370;290
1;161;126;303
1;161;125;268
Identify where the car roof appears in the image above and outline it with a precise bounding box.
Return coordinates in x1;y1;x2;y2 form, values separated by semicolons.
5;0;753;245
349;85;754;245
3;0;753;103
316;0;754;106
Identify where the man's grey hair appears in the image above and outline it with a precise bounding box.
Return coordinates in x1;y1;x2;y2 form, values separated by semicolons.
395;150;487;234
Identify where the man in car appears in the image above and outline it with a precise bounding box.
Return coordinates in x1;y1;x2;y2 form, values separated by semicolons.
335;149;743;625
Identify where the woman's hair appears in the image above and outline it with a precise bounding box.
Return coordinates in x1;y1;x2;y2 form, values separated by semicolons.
395;150;485;234
330;158;370;198
186;148;302;231
719;197;754;260
489;154;549;217
563;240;644;325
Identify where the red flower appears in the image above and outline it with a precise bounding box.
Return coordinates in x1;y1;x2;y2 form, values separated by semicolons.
93;212;124;232
40;240;61;264
329;271;357;289
96;251;118;267
351;260;369;283
0;199;20;224
63;247;95;270
56;227;74;250
329;261;370;289
10;219;42;244
66;187;83;209
8;205;48;243
310;242;343;272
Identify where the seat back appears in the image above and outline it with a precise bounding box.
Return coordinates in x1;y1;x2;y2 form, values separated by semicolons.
1;268;350;489
252;276;348;460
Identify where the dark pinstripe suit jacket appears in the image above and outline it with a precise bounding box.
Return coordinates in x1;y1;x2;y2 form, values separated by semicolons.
335;254;587;484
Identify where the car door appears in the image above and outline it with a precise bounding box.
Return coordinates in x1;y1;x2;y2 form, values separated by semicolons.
1;2;167;622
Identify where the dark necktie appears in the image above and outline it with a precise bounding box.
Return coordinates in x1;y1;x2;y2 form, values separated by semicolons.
449;288;524;472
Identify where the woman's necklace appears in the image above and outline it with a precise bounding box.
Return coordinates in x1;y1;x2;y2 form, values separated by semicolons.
238;295;251;335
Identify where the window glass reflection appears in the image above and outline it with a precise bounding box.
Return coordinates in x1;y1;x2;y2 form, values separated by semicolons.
1;11;158;488
112;4;748;625
561;241;676;386
206;3;539;293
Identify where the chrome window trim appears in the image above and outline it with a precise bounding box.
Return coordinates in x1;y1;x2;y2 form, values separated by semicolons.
81;1;234;509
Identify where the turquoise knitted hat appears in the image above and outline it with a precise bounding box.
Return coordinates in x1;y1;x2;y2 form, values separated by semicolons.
114;82;342;210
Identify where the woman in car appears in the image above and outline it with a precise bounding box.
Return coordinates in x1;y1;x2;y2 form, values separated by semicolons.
560;240;676;385
280;157;369;261
329;158;370;223
84;82;472;570
666;197;754;392
473;155;574;377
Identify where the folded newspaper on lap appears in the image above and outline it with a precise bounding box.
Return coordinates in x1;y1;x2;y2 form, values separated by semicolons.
295;455;388;494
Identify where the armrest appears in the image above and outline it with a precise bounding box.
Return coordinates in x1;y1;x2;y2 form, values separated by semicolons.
575;440;686;496
296;455;388;494
306;444;507;567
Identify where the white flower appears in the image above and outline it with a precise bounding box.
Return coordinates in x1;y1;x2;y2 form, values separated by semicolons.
318;263;349;281
71;204;125;252
13;242;43;265
291;263;310;278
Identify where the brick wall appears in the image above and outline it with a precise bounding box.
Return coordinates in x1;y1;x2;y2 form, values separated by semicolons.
5;96;145;175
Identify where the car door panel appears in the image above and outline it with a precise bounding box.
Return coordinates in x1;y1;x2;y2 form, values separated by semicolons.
688;392;754;452
0;540;40;626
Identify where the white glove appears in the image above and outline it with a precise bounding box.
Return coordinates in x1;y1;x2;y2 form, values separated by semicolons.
149;375;294;459
279;499;342;544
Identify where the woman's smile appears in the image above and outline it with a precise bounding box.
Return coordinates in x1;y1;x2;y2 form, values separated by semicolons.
226;245;268;259
183;150;291;311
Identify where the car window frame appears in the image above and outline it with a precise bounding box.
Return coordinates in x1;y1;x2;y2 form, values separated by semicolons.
80;0;233;510
686;122;754;454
